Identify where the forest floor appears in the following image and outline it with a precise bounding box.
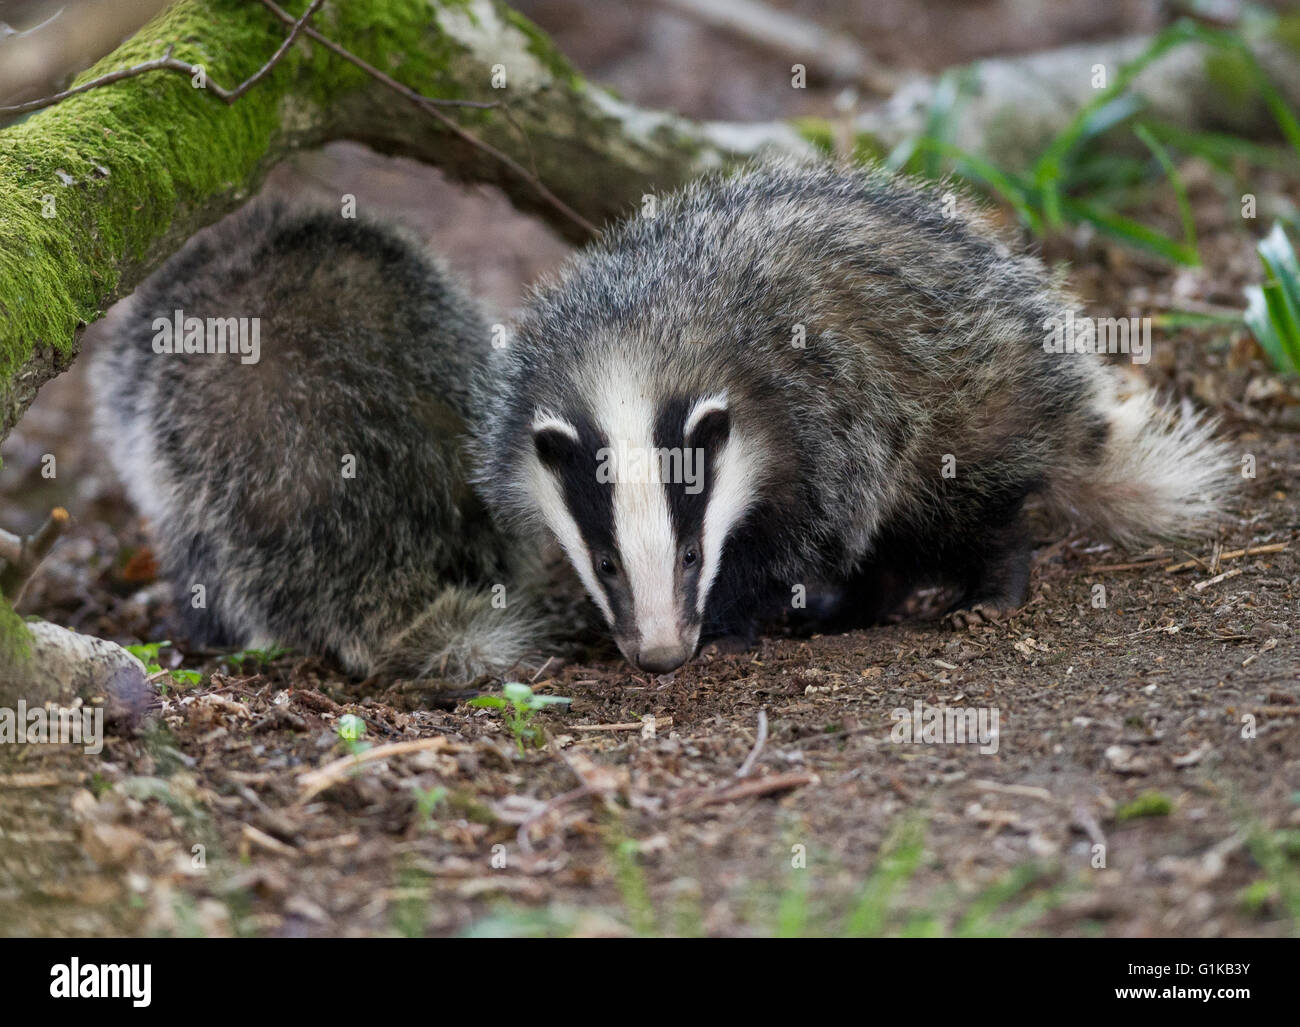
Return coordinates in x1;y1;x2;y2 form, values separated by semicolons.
2;1;1300;938
3;169;1299;937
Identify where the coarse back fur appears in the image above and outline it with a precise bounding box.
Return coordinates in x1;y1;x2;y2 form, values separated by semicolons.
94;199;542;683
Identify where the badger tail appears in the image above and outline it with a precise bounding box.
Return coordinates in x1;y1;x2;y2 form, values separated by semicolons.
1043;386;1236;547
374;585;549;685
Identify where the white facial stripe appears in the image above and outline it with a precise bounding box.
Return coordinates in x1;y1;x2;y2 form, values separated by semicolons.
531;409;579;441
697;431;762;615
592;380;680;651
684;391;728;438
526;460;615;624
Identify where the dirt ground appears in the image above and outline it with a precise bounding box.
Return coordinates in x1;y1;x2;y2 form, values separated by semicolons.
2;1;1300;938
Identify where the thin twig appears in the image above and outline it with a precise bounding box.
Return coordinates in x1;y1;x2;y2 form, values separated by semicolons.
703;771;818;805
735;708;768;778
1165;542;1287;573
295;736;450;805
1193;567;1243;592
572;717;673;732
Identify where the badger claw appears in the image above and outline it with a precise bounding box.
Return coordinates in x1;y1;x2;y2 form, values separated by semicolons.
944;603;1004;631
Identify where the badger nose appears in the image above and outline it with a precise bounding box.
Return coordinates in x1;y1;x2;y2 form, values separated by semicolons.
637;645;689;674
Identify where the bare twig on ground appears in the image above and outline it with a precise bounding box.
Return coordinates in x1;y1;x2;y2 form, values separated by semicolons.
735;708;768;778
1193;567;1244;591
295;737;451;805
1089;541;1288;575
1165;542;1288;573
702;770;817;805
572;717;673;732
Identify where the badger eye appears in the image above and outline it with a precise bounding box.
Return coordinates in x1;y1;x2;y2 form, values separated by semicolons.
682;548;698;568
598;557;617;577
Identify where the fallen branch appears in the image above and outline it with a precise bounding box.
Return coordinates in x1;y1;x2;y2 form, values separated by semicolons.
0;0;326;114
258;0;596;236
0;506;69;600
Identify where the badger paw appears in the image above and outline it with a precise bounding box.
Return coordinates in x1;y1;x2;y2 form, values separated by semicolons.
944;603;1004;631
700;634;754;657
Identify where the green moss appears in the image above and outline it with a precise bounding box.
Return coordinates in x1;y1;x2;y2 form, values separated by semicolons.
0;0;308;378
0;595;32;671
1239;879;1277;914
1116;791;1173;821
0;0;501;394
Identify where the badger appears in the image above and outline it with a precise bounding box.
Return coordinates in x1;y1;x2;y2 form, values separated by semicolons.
473;159;1233;675
93;199;543;684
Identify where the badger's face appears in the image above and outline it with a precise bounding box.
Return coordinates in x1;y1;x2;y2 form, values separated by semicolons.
527;387;757;674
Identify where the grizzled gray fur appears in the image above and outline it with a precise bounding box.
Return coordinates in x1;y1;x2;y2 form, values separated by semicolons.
94;200;540;683
473;158;1231;674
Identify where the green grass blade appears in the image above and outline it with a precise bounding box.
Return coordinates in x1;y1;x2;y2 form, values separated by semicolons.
1134;121;1199;264
1244;283;1291;370
1060;196;1199;265
1139;120;1291;172
907;137;1042;233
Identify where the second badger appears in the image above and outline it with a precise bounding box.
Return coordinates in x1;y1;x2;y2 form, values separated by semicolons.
94;200;542;684
474;159;1233;674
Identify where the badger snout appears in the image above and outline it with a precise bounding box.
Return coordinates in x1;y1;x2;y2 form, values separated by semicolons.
636;643;690;674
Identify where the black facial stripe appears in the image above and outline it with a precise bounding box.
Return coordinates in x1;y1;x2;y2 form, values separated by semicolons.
654;394;730;617
536;413;631;627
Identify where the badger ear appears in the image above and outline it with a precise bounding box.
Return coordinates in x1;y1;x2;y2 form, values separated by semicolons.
531;410;581;470
684;392;730;454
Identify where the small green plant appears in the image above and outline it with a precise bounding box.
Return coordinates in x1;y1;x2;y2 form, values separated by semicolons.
336;713;369;755
1244;825;1300;928
1244;221;1300;375
412;784;448;827
125;641;201;693
1116;790;1174;821
223;645;290;671
468;682;572;754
